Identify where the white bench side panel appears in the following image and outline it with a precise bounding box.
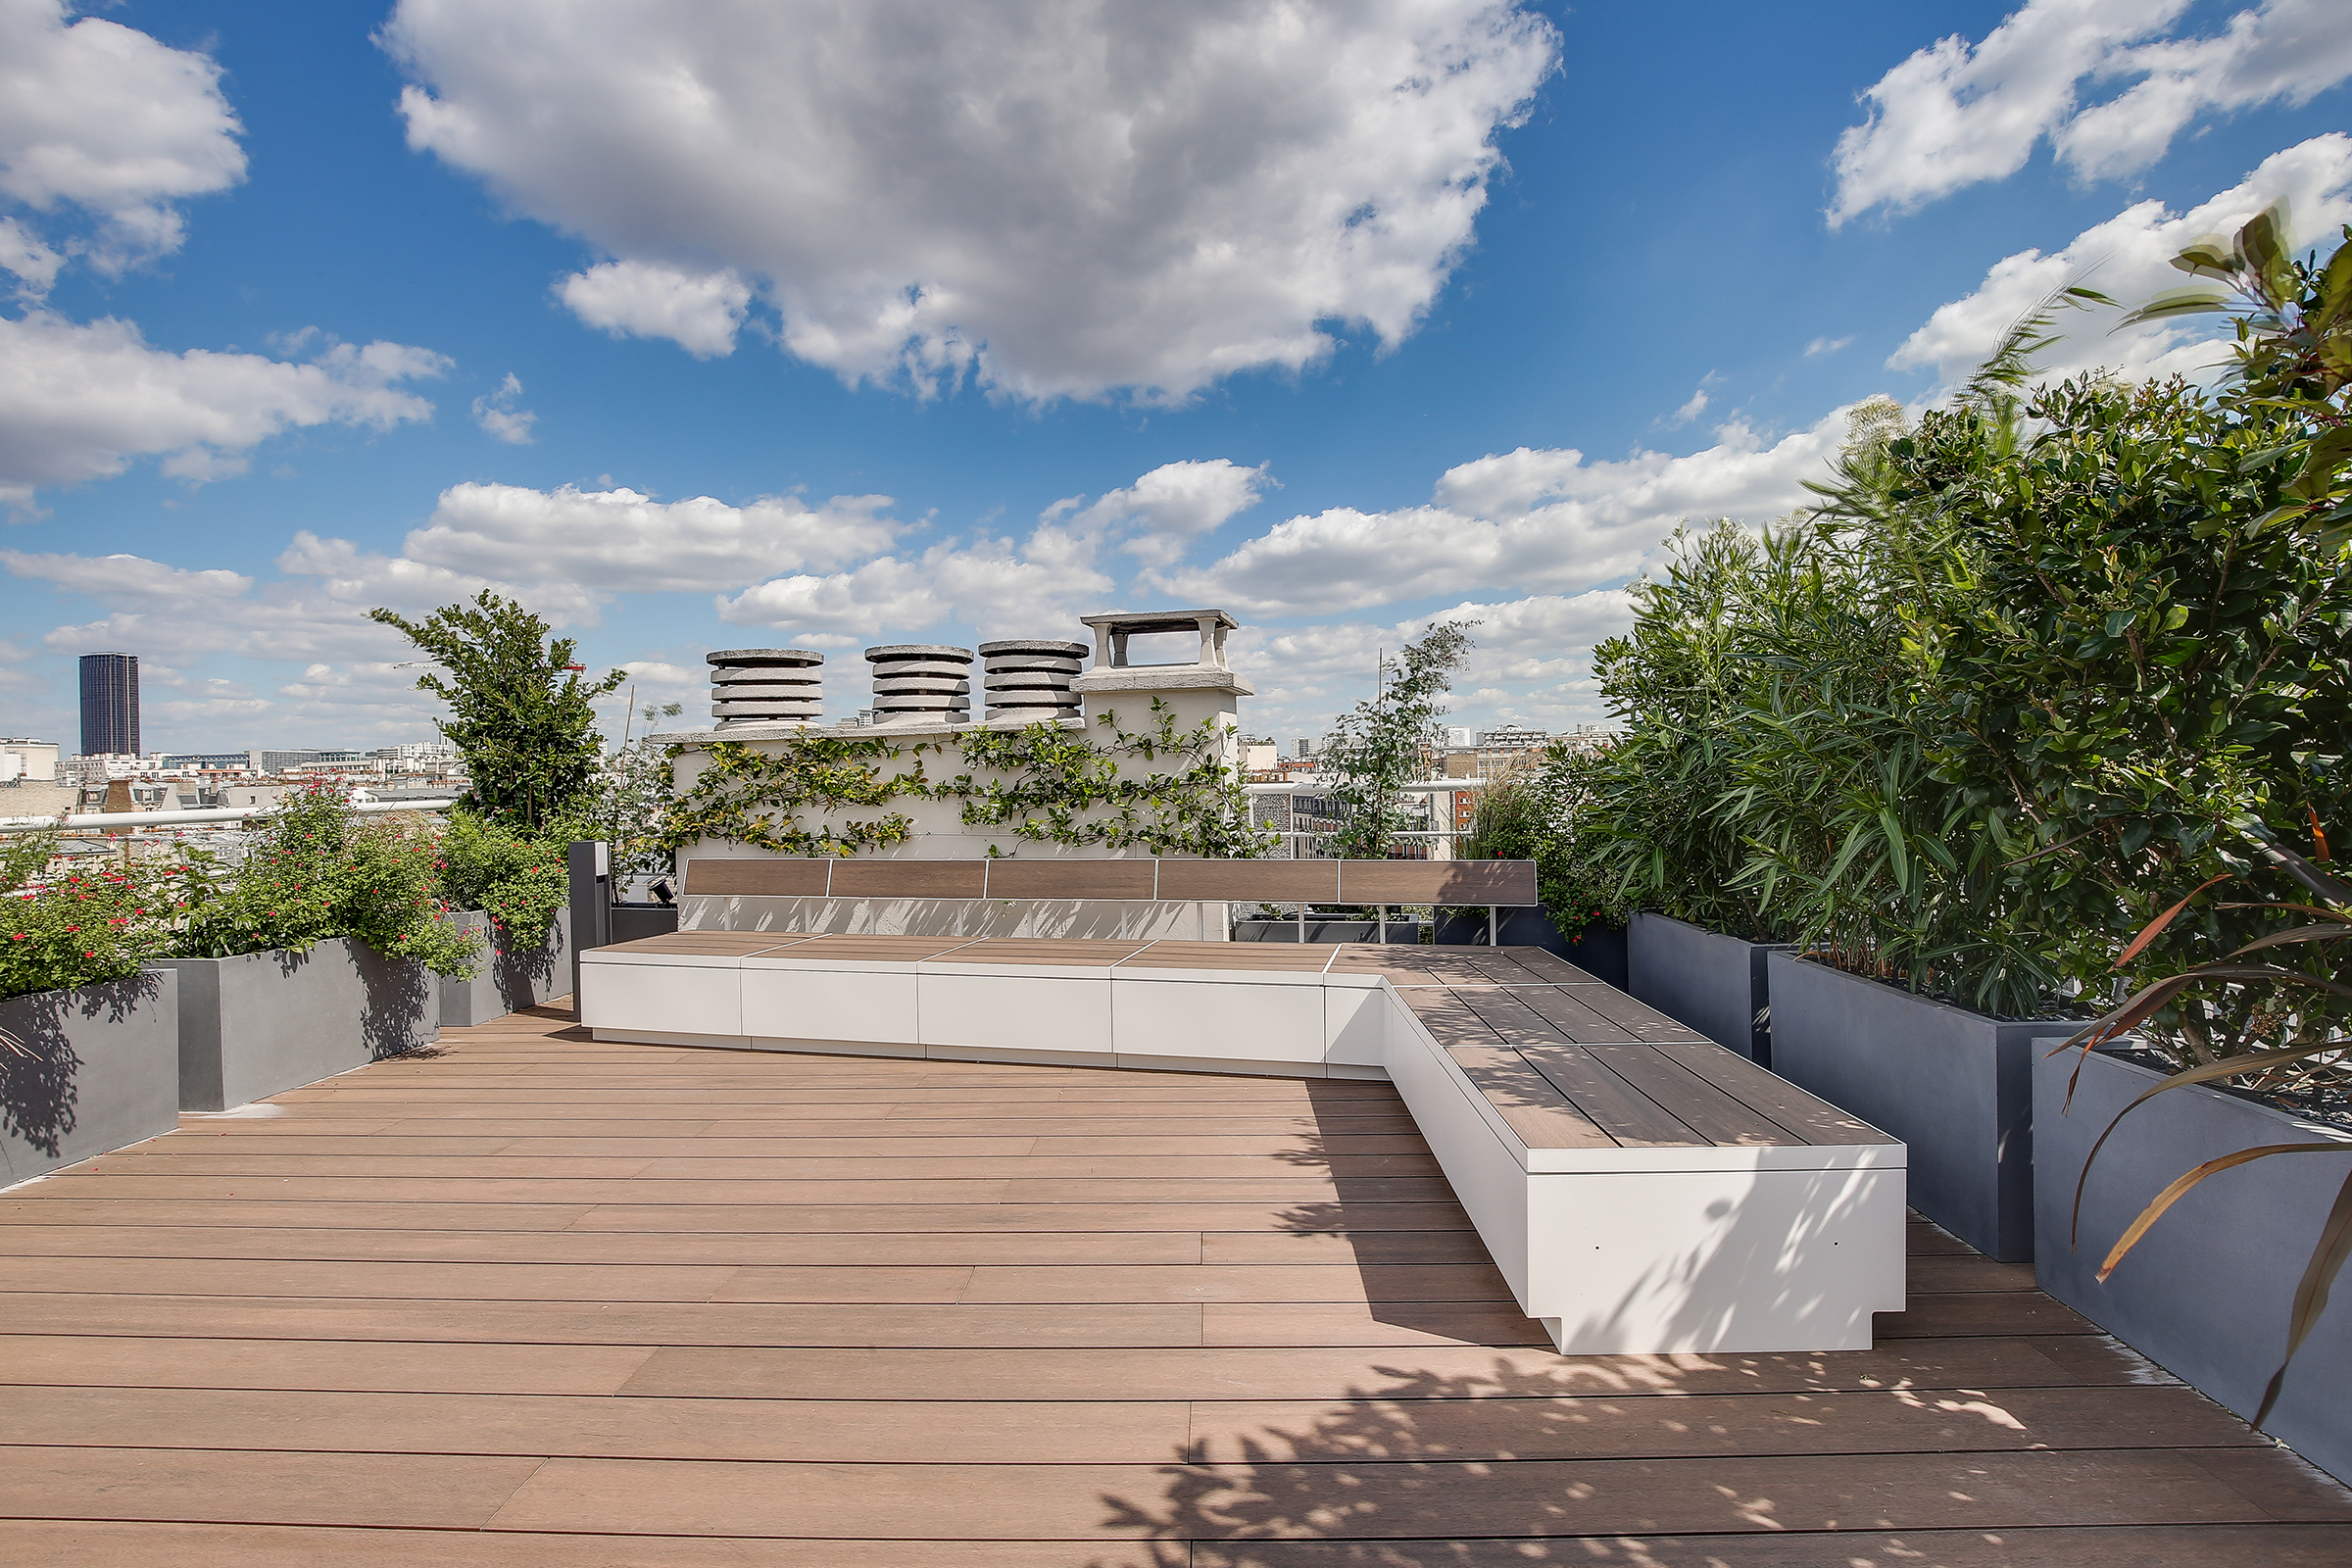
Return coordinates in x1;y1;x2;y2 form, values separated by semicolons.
1113;978;1323;1066
1527;1164;1908;1353
918;971;1113;1062
579;957;742;1038
1376;989;1535;1311
1322;984;1389;1069
741;966;919;1045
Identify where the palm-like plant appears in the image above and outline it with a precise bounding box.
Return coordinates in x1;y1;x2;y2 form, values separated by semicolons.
2058;832;2352;1426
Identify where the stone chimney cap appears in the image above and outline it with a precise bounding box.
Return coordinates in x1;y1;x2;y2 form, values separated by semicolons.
707;648;823;666
978;639;1089;657
1076;610;1237;635
865;645;972;662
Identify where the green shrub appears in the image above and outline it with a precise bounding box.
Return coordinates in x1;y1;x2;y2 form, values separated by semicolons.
437;809;570;939
176;786;479;979
0;835;175;1003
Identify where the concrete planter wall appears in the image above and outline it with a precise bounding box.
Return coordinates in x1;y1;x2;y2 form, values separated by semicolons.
1628;913;1790;1064
155;938;436;1111
1766;952;2058;1263
2036;1045;2352;1485
0;971;178;1186
440;907;571;1026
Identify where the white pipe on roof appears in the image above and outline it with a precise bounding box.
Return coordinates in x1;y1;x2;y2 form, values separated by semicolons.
0;798;462;835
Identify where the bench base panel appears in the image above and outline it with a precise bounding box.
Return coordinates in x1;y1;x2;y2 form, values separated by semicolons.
590;1028;1373;1080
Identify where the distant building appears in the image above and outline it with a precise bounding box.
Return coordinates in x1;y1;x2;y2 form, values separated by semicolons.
1;739;60;785
79;653;139;758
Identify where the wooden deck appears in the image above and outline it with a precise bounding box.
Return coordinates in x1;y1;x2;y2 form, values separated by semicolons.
3;1003;2350;1565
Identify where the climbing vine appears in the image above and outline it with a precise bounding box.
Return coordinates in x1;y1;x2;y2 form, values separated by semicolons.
659;704;1271;858
660;736;924;856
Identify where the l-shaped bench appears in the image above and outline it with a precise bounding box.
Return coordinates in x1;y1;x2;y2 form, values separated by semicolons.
580;858;1906;1355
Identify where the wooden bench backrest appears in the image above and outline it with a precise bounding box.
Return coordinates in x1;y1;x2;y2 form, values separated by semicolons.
682;857;1539;906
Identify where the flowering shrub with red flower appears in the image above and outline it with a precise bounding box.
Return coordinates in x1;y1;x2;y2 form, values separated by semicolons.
173;785;480;978
1;834;175;1002
436;808;571;940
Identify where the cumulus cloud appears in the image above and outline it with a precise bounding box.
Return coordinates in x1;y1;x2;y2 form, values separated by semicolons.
406;481;903;591
469;372;536;444
1153;414;1849;617
0;313;448;508
558;260;755;359
0;0;246;279
1889;133;2352;391
384;0;1558;402
1831;0;2352;224
1057;459;1272;566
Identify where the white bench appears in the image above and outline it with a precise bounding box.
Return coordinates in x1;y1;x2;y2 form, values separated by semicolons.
580;919;1905;1355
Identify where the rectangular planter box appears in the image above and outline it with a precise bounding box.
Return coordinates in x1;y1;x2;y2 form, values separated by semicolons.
440;907;572;1027
0;971;179;1186
1235;919;1422;944
2036;1044;2352;1485
156;938;437;1111
1628;913;1790;1063
1767;952;2060;1263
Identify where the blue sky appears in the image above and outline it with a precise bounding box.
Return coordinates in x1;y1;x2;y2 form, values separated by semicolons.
2;0;2348;752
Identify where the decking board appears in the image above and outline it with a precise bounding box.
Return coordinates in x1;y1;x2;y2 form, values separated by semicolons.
2;1001;2344;1560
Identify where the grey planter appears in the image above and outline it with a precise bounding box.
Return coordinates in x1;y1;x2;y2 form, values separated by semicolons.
2036;1044;2352;1486
1234;919;1422;944
1627;913;1790;1063
1766;952;2060;1263
0;971;179;1187
155;938;437;1111
440;907;571;1026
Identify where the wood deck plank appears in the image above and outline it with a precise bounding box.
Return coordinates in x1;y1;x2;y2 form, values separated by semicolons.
3;1003;2340;1562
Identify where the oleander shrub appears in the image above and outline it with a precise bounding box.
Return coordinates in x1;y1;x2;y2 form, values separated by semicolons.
174;785;480;979
0;834;175;1002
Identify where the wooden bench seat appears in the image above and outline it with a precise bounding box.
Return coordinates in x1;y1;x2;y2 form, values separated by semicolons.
579;929;1907;1354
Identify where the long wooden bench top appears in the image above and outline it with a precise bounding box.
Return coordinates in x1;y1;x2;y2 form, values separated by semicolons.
681;856;1540;906
588;933;1891;1155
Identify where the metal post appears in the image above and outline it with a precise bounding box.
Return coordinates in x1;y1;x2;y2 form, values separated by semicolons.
1487;905;1497;947
566;840;612;1014
1378;904;1389;945
1297;902;1306;944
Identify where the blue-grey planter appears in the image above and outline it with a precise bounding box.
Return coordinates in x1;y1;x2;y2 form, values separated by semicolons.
1766;952;2060;1263
440;908;571;1026
2036;1043;2352;1486
1235;919;1422;944
0;971;178;1187
156;938;437;1112
1627;913;1790;1064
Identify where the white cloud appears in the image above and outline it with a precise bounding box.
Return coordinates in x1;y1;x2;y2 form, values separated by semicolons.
1831;0;2352;224
0;313;448;508
1062;459;1272;566
557;261;754;359
1889;133;2352;391
406;481;903;591
384;0;1558;402
469;372;536;444
1153;414;1849;616
718;530;1113;642
0;0;246;279
1805;334;1853;357
1661;374;1717;428
273;530;606;626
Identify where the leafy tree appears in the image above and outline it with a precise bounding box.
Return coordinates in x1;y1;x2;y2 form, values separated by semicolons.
1320;621;1475;858
368;592;626;830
